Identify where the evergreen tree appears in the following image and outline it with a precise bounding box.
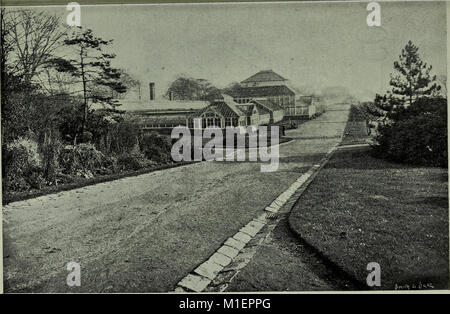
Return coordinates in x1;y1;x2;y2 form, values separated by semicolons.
371;41;441;123
389;40;440;107
49;28;127;140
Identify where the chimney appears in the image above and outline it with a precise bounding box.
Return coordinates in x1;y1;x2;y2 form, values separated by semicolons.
149;82;155;101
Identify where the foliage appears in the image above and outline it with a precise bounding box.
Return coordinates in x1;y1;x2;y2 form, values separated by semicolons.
140;132;172;163
348;102;377;122
107;120;141;154
166;76;221;101
373;97;447;167
2;137;45;191
0;9;185;195
48;27;127;137
117;145;155;171
40;132;62;185
222;82;242;95
372;41;442;122
58;143;110;178
390;40;440;106
369;42;447;167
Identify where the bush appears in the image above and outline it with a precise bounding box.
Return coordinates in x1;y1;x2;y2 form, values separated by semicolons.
58;143;111;178
81;131;93;143
373;97;447;167
2;137;45;191
117;145;156;171
140;132;172;163
107;120;141;155
39;132;63;186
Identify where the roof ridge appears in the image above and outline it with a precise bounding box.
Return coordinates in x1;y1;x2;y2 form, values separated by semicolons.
224;100;245;116
241;70;287;83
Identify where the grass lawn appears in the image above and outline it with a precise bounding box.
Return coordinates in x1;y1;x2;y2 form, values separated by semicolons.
289;147;449;290
340;105;370;146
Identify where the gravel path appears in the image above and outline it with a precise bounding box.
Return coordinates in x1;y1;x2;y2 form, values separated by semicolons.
3;105;350;292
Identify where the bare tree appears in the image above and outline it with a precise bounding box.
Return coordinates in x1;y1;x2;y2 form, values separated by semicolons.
5;9;67;84
1;8;15;90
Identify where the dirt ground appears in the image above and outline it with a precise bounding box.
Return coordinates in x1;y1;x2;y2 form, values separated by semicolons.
3;104;350;292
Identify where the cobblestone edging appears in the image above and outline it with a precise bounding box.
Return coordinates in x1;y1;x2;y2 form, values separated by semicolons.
174;144;340;293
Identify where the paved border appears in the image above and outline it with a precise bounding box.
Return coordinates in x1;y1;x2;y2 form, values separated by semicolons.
174;106;351;293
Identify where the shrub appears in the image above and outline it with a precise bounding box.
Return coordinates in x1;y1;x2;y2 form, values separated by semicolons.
39;131;63;186
81;131;93;143
107;120;141;155
140;132;172;163
117;145;156;171
58;143;111;178
2;137;44;191
373;97;447;167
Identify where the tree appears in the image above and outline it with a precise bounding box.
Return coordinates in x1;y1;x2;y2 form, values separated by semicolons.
436;74;447;97
389;40;440;107
1;9;69;144
222;81;241;95
1;9;14;92
166;76;221;102
94;69;139;101
369;41;447;167
49;28;127;140
371;41;442;124
3;9;67;85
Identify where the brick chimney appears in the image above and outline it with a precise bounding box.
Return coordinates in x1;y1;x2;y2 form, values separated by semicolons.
149;82;155;101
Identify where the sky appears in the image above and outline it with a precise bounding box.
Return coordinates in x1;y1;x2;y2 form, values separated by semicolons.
24;1;448;101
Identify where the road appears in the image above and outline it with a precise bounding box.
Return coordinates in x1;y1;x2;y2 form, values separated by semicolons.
2;104;350;292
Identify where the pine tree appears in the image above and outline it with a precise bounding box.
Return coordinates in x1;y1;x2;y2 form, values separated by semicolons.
49;28;127;140
370;41;441;123
389;40;440;107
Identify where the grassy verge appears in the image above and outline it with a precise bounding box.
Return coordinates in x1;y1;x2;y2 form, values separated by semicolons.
288;147;449;290
341;105;370;146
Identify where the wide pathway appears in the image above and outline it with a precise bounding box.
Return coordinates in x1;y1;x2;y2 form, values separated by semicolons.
2;104;350;292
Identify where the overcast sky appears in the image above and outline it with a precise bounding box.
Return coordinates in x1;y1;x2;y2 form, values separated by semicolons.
28;1;447;100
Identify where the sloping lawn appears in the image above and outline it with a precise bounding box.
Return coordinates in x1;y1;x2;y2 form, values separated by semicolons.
289;148;449;290
340;105;370;146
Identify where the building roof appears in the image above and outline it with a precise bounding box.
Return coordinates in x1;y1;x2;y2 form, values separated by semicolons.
251;99;284;112
237;103;271;116
192;100;245;118
91;99;209;112
241;70;287;83
229;85;295;98
236;104;256;116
